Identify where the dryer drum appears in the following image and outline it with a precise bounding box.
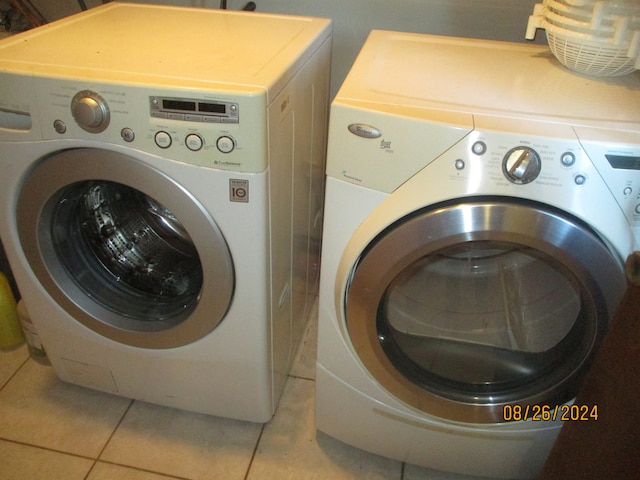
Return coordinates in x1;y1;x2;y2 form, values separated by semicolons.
379;242;586;394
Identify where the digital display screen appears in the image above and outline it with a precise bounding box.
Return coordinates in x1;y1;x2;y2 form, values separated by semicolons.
163;99;197;111
606;154;640;170
199;103;226;114
152;97;237;123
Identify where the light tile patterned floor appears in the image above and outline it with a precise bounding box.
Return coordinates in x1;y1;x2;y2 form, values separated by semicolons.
0;300;492;479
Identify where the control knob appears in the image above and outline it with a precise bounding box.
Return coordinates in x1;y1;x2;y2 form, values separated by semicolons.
71;91;110;133
503;147;541;184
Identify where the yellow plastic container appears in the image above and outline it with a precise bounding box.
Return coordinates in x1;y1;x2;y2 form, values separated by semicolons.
0;271;24;349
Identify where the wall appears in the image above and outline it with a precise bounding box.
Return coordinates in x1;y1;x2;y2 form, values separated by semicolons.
25;0;103;24
35;0;543;96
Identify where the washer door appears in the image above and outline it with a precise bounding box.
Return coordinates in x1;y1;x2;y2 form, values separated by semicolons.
17;148;234;349
345;198;625;423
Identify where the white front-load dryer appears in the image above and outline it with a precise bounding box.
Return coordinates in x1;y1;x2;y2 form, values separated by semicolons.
316;31;640;478
0;3;331;422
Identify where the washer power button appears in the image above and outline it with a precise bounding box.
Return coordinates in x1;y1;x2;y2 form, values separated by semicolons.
216;136;235;154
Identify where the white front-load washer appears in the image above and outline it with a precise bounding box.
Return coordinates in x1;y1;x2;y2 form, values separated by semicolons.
0;3;331;422
316;31;640;479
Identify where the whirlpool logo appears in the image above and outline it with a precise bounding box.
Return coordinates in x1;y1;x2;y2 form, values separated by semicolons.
347;123;382;139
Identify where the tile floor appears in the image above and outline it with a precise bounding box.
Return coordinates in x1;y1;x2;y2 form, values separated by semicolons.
0;299;491;480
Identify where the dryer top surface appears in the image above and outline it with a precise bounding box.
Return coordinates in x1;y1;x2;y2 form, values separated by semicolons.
337;31;640;131
0;2;331;91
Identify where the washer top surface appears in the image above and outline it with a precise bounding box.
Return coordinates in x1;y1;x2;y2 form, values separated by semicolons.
0;2;330;91
337;30;640;130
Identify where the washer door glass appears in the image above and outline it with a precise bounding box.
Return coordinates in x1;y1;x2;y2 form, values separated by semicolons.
345;198;625;423
52;180;203;322
18;149;234;349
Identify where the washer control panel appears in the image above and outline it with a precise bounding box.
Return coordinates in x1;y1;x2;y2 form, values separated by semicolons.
36;79;267;173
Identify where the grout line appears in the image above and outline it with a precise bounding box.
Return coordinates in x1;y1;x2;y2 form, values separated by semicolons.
84;399;192;480
82;462;98;480
84;398;135;480
242;374;315;480
0;437;96;461
0;351;30;392
287;371;315;382
243;422;267;480
91;459;192;480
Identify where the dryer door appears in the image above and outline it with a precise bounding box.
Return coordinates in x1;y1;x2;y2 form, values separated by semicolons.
344;198;625;423
17;148;234;349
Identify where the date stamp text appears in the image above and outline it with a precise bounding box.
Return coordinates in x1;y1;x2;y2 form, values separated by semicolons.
503;404;598;422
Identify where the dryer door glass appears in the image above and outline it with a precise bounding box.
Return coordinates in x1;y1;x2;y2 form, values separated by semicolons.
345;198;625;423
380;242;584;397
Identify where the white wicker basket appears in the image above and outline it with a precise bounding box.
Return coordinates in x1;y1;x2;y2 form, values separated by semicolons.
526;0;640;77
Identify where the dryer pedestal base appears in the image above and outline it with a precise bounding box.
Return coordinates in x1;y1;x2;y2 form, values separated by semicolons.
316;364;561;480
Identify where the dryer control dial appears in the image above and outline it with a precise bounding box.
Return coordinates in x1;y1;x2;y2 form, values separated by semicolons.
503;147;541;184
71;91;110;133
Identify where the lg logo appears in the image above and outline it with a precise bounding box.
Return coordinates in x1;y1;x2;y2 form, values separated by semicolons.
229;179;249;203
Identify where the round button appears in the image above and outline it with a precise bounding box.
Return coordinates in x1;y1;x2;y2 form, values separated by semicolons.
71;91;110;133
53;119;66;134
574;174;587;186
75;98;102;126
472;141;487;156
121;128;135;142
154;131;172;149
561;152;576;167
216;136;235;154
185;133;203;151
455;159;465;170
624;186;633;197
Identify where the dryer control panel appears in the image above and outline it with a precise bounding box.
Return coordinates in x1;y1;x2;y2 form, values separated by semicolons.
577;129;640;232
426;116;640;252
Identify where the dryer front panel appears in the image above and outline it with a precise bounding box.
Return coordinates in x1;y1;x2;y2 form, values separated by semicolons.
343;197;625;423
17;148;235;349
